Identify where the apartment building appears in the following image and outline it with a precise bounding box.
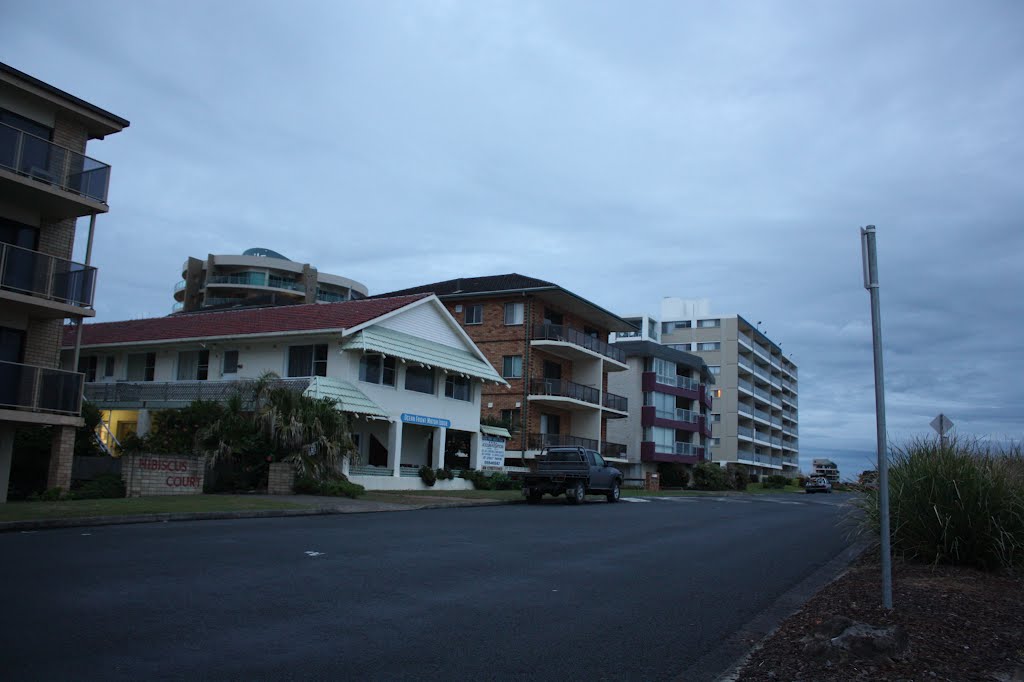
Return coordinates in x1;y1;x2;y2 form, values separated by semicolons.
0;63;129;501
173;247;368;313
606;328;715;484
812;459;839;483
659;298;799;478
61;294;507;490
378;275;637;463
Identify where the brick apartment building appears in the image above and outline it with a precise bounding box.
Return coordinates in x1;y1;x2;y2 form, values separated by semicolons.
378;275;637;462
0;62;129;501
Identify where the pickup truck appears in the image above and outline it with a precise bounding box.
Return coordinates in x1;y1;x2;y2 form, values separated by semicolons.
521;447;623;504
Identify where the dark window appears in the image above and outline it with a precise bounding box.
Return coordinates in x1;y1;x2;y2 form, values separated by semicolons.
499;408;521;432
126;352;155;381
502;355;522;379
103;356;115;378
405;365;435;394
77;356;97;382
543;309;563;326
288;344;327;377
444;375;471;401
583;326;599;338
0;108;54;183
464;304;482;325
177;350;210;380
222;350;239;375
359;354;396;386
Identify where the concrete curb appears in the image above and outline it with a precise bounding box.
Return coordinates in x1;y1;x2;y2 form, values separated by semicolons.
0;498;520;533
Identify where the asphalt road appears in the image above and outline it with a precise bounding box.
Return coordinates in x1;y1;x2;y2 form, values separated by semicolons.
0;493;859;681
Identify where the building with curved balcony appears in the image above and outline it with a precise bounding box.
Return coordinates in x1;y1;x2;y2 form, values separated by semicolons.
172;247;368;314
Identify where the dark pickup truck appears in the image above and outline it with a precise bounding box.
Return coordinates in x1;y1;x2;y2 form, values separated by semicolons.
521;447;623;504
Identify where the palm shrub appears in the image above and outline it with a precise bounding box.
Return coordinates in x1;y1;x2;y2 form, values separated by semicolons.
858;437;1024;571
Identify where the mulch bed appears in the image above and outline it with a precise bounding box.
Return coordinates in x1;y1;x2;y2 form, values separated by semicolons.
737;551;1024;681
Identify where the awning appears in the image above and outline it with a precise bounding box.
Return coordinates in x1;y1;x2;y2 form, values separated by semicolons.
480;425;512;439
342;326;507;385
302;377;390;420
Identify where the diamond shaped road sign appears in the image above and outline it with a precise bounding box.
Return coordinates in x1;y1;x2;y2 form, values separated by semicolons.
930;413;954;436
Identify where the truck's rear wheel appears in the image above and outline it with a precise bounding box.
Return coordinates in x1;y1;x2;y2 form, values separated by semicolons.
527;489;543;504
606;480;621;503
566;481;585;505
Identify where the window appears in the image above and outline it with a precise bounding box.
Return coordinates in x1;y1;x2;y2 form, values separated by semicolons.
405;365;435;394
359;354;396;386
222;350;239;375
667;343;691;351
464;304;482;325
126;353;156;382
177;350;210;380
697;342;721;351
504;302;524;325
591;451;606;467
697;319;720;328
711;413;721;422
649;391;675;420
708;365;721;375
103;356;115;378
647;426;675;450
499;408;521;432
713;438;721;446
663;320;691;333
77;356;97;382
445;375;472;401
288;344;327;377
653;357;676;384
502;355;523;379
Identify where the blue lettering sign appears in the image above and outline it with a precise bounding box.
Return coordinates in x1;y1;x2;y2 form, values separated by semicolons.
400;413;451;428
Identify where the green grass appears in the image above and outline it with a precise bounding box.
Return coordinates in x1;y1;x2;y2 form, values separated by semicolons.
0;495;311;522
363;489;523;502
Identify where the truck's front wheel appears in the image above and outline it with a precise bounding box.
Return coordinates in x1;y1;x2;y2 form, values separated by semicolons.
606;480;621;503
566;481;585;505
526;489;543;504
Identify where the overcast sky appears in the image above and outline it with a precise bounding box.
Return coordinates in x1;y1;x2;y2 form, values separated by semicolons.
4;1;1022;477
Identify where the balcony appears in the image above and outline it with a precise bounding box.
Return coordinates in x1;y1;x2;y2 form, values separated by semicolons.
602;390;629;414
531;323;627;368
84;378;312;408
0;243;97;317
528;377;599;410
640;440;704;464
0;361;83;417
601;441;628;459
0;122;112;217
655;373;699;391
526;432;598;451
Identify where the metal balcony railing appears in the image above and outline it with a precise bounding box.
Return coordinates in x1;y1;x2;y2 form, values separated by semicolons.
531;323;625;363
173;280;187;292
0;361;83;415
208;272;267;286
0;242;97;308
602;390;628;412
601;441;628;458
529;377;600;406
527;433;598;451
268;276;304;292
0;122;111;203
674;442;701;456
84;378;312;407
738;425;754;439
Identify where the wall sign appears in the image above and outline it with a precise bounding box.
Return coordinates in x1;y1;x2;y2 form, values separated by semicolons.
480;435;507;470
401;413;451;428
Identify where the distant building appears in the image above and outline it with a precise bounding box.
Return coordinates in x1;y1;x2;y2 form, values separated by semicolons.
172;247;368;314
0;62;129;501
658;298;799;478
812;459;839;483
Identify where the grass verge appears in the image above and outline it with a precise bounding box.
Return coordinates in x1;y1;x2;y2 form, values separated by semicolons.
0;495;311;522
363;489;523;502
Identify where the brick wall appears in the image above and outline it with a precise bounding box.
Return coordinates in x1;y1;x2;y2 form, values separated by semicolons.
23;318;62;367
37;217;76;259
268;462;295;494
46;425;75;490
52;112;88;154
122;455;206;497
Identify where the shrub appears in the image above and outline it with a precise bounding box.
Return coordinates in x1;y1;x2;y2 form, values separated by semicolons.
435;468;454;481
292;475;320;495
763;475;790;489
69;473;126;500
31;487;65;502
857;437;1024;571
692;462;729;490
419;465;437;486
727;465;748;491
318;478;365;499
657;463;691;488
460;469;516;490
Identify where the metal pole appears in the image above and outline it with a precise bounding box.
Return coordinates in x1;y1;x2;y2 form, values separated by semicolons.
861;225;893;609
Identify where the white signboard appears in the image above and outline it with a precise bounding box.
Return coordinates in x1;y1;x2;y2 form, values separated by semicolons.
480;435;507;470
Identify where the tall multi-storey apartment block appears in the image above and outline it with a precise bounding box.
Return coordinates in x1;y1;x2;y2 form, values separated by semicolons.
607;317;715;484
378;275;637;463
659;298;799;478
173;247;368;314
0;62;129;501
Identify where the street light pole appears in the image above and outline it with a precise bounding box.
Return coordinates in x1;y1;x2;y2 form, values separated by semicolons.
861;225;893;609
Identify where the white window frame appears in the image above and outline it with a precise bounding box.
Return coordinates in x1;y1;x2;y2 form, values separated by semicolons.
504;302;524;326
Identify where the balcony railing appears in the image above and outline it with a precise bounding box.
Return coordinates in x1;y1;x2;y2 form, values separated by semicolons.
0;361;83;415
268;276;304;292
655;373;699;391
675;408;699;423
601;441;628;459
173;280;187;292
531;323;625;363
674;442;702;456
84;378;312;407
738;332;752;348
0;242;97;308
738;425;754;439
753;407;771;422
0;122;111;203
208;272;267;286
738;378;753;393
529;377;599;406
527;433;598;451
602;390;628;412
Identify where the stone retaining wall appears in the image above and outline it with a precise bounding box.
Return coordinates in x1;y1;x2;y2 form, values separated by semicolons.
122;454;205;497
268;462;295;495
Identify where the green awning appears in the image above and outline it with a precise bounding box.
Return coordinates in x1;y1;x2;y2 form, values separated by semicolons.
343;327;507;385
303;377;390;420
480;425;512;439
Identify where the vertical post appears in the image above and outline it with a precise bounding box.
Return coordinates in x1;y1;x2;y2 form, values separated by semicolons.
388;420;404;478
861;225;893;610
433;426;447;472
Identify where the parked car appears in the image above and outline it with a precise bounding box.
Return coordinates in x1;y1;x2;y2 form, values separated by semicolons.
805;477;833;494
521;447;622;504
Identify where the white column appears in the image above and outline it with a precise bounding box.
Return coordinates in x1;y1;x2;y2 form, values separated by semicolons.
387;420;404;477
0;425;14;503
433;427;447;471
469;430;481;470
136;409;153;437
341;454;351;478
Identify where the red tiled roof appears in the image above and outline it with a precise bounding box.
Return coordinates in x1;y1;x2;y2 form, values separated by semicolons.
63;294;430;348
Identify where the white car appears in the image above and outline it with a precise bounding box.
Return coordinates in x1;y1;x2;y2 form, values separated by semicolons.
805;477;833;494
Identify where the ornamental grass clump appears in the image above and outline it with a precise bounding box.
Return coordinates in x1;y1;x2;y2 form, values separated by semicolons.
858;437;1024;571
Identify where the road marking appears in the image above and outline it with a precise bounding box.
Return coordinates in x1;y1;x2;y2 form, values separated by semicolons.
304;551;325;557
621;497;650;503
658;497;696;502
